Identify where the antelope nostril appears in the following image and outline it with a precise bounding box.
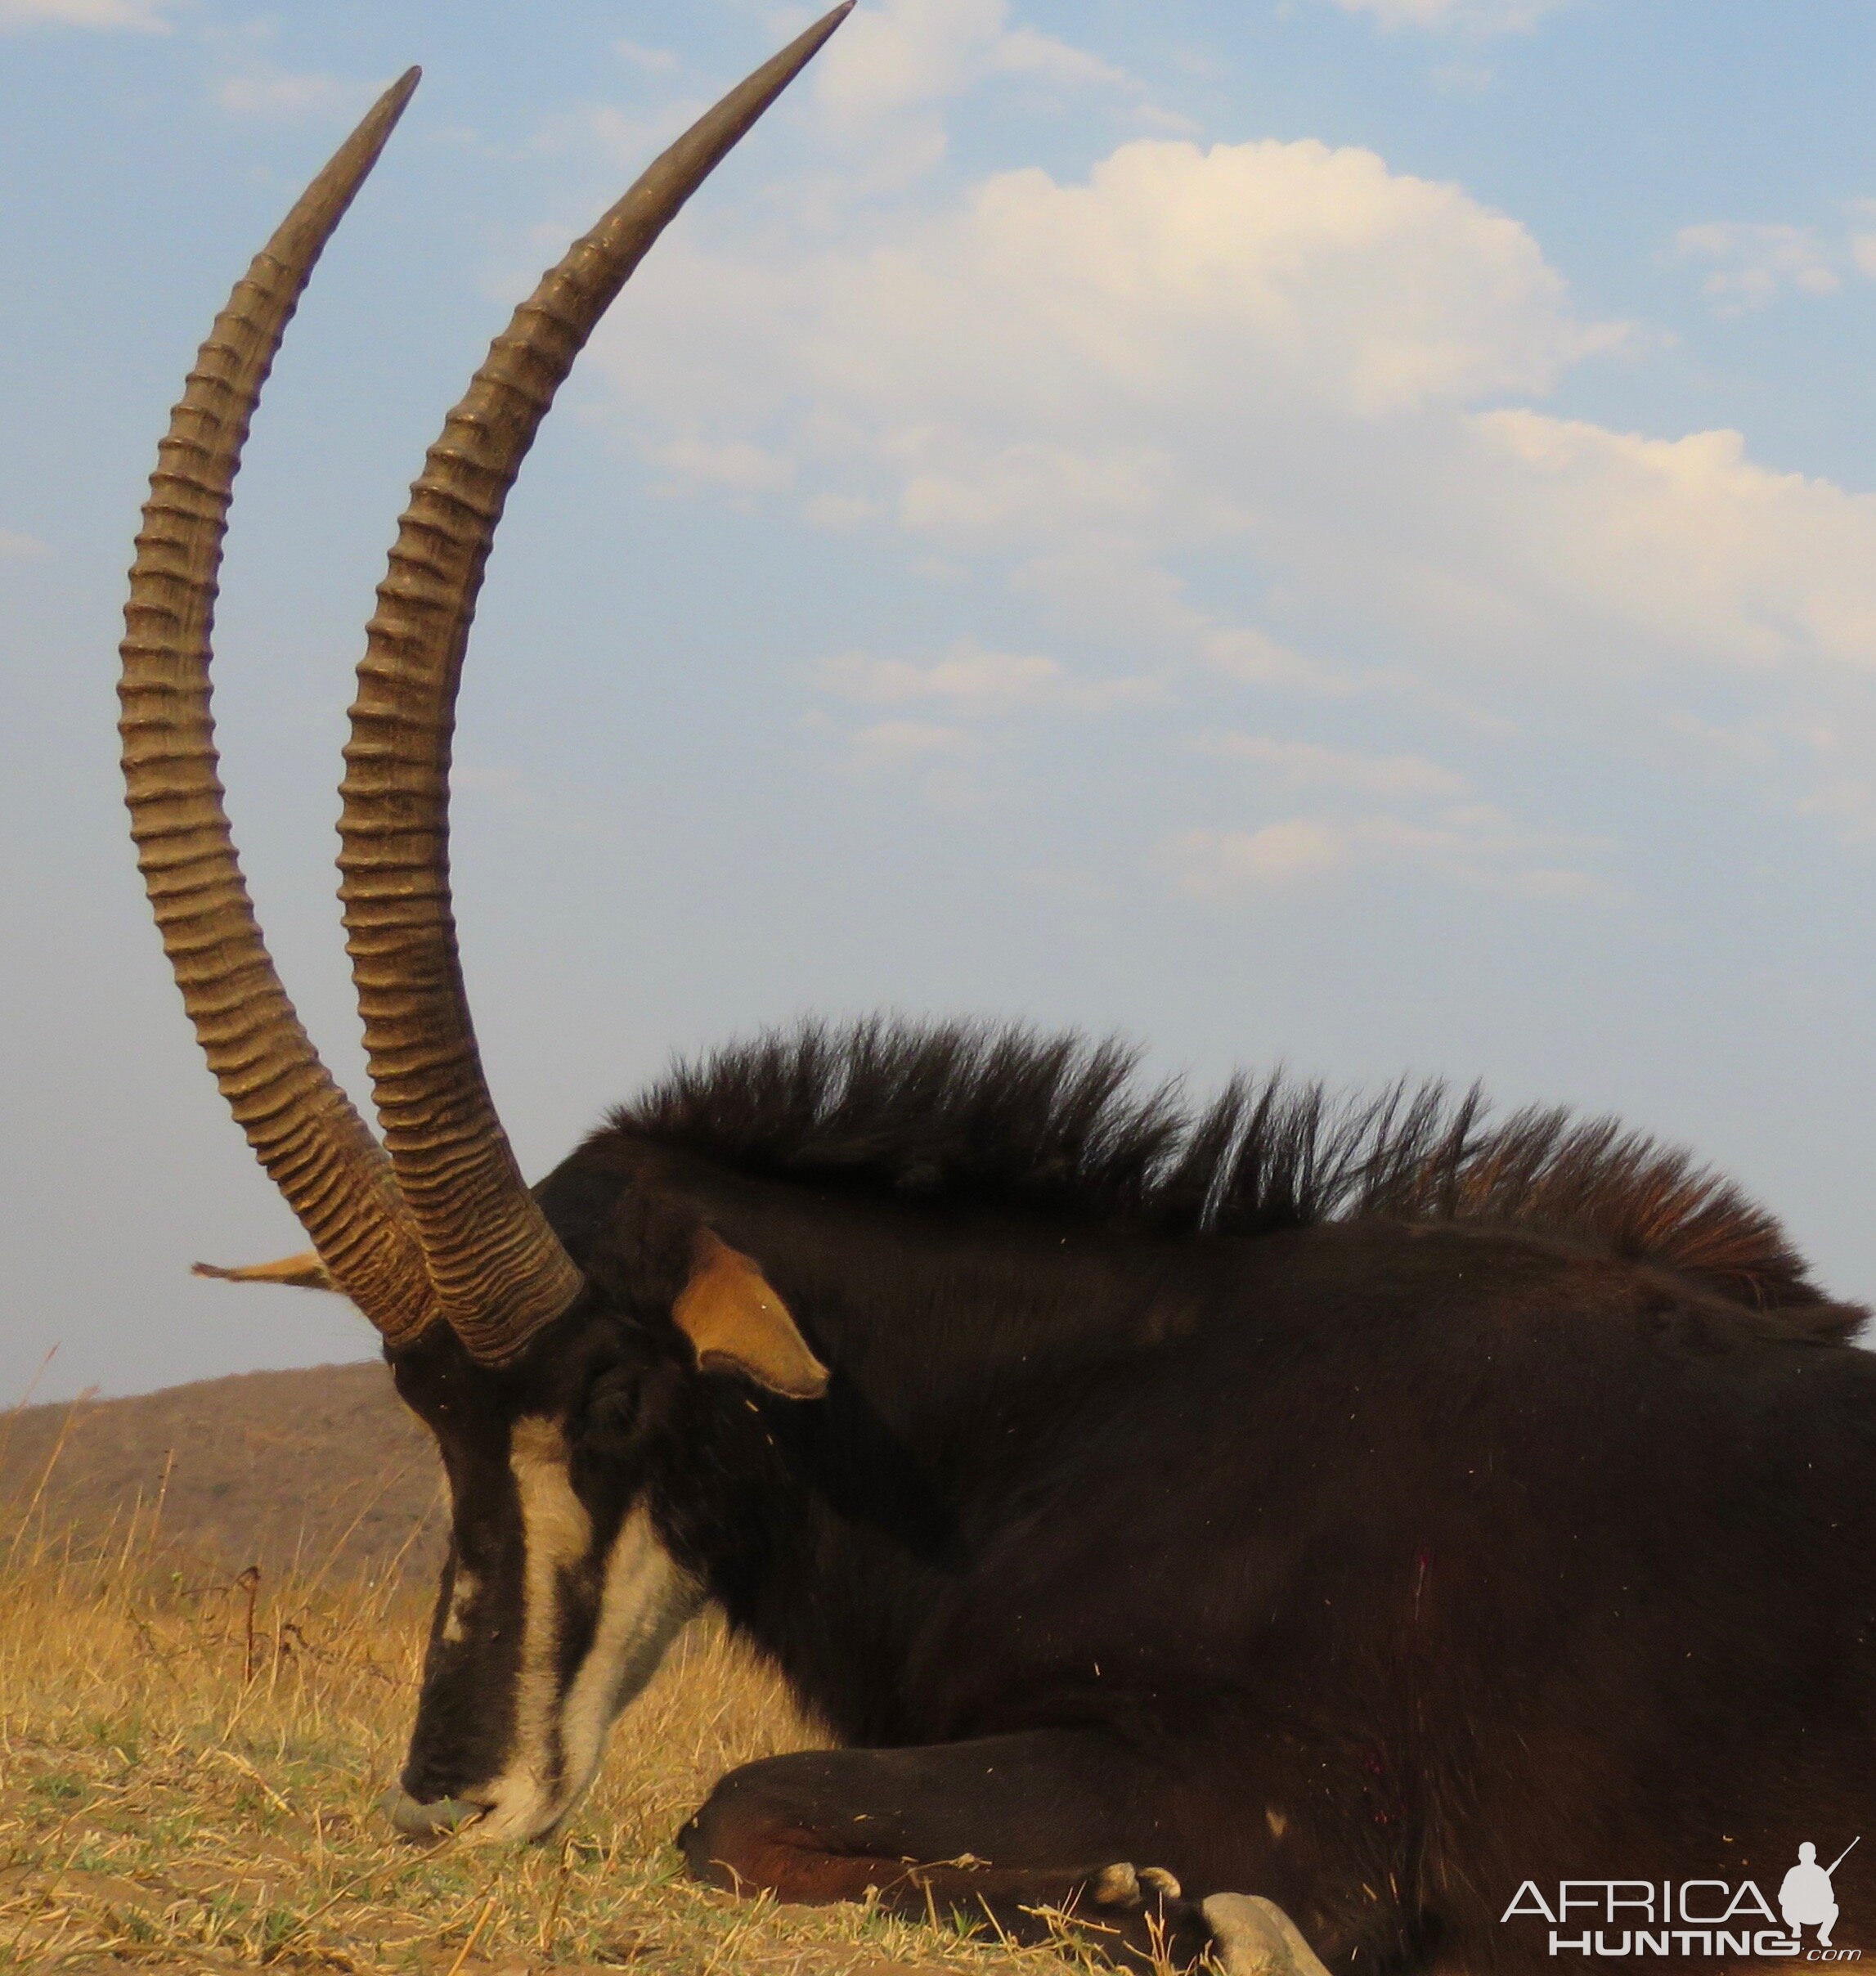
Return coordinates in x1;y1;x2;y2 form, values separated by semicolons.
382;1790;488;1839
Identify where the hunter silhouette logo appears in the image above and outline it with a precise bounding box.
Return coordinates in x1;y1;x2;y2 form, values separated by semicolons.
1501;1842;1861;1959
1784;1841;1859;1949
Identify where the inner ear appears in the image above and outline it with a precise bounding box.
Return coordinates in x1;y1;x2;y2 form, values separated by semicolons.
671;1230;828;1401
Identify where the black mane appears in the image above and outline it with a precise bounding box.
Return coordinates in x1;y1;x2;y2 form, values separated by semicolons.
614;1018;1859;1334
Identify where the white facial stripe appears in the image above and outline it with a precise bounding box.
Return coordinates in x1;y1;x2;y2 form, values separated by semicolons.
465;1416;697;1843
471;1415;592;1839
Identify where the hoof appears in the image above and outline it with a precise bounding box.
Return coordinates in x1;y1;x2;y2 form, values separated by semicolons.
1093;1862;1141;1906
1093;1861;1183;1909
1202;1893;1334;1976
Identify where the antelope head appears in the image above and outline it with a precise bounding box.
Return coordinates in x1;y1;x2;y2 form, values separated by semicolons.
119;11;846;1843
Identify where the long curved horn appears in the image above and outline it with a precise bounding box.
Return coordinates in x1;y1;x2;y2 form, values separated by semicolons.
338;5;854;1364
119;73;439;1348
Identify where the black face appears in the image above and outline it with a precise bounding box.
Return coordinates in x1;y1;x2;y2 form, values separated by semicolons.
384;1305;703;1843
370;1156;828;1844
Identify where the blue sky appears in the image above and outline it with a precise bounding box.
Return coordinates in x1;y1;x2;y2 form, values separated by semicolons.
3;0;1873;1401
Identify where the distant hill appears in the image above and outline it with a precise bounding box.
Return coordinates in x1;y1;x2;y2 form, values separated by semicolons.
0;1362;447;1586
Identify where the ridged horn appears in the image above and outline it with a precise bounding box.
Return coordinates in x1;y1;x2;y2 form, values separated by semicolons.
119;71;439;1349
337;5;855;1364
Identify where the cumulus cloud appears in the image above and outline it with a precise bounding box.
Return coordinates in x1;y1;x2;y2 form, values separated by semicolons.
609;134;1615;464
0;0;169;28
600;134;1634;654
594;115;1876;869
802;0;1142;186
1321;0;1569;32
814;0;1131;128
1456;413;1876;670
824;137;1610;424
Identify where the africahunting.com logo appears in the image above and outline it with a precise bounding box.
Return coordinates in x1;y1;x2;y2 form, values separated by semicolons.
1501;1841;1860;1960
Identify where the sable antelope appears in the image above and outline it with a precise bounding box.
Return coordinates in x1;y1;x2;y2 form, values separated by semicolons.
121;10;1876;1972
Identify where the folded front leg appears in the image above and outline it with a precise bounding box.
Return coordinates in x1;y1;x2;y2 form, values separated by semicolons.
675;1727;1323;1971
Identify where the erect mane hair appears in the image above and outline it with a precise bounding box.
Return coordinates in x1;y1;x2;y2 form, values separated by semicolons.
615;1017;1858;1333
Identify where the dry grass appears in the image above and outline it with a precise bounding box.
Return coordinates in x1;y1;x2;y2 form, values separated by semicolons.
0;1437;1105;1976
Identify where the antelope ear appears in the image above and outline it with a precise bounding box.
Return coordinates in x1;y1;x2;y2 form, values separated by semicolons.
672;1231;828;1400
193;1250;337;1291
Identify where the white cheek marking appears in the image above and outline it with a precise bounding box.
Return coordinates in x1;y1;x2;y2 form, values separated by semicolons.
555;1504;701;1803
465;1417;697;1844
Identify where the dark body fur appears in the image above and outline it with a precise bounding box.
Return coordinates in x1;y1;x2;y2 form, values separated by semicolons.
495;1022;1874;1969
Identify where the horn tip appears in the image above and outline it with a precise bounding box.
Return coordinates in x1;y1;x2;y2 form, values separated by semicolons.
362;65;421;141
380;65;421;118
192;1252;336;1291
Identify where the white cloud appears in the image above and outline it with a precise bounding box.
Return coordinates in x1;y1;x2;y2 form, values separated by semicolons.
1673;205;1876;315
802;0;1135;188
819;640;1158;713
1322;0;1568;32
653;434;795;493
1165;810;1599;897
217;65;364;123
601;132;1628;631
1195;732;1468;800
0;528;48;560
1459;412;1876;671
597;122;1876;844
843;718;976;772
660;134;1616;431
1170;820;1348;887
814;0;1132;128
1168;734;1587;896
827;715;989;808
0;0;169;28
1673;222;1843;315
